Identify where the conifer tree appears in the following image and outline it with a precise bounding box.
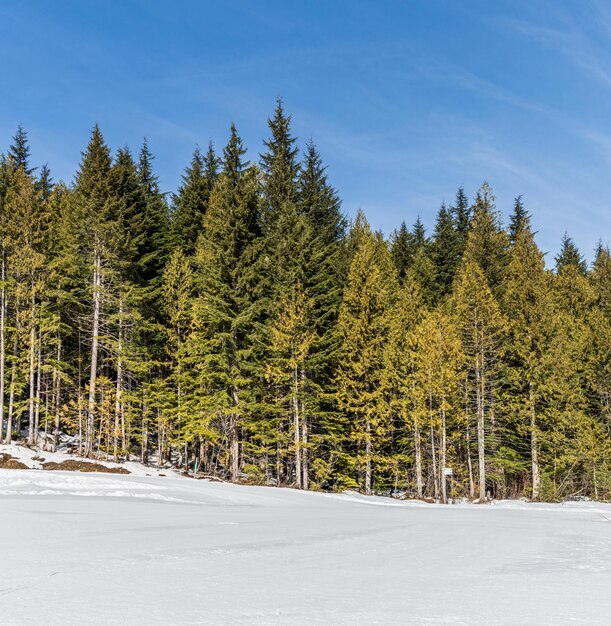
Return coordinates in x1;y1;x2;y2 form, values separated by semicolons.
451;259;505;501
70;125;115;456
382;272;425;495
451;186;470;257
413;309;463;502
260;98;299;225
463;182;509;297
390;222;411;282
502;216;553;499
431;203;459;301
555;232;587;275
508;195;528;244
337;219;397;494
188;127;260;480
172;146;215;254
8;124;34;175
137;139;170;285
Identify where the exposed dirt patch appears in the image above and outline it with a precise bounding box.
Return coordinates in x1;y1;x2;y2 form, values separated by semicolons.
0;453;29;470
42;460;130;474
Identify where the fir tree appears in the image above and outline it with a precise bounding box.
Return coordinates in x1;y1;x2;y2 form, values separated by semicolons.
391;222;411;282
431;203;459;301
451;259;505;501
451;186;470;257
463;182;509;297
555;232;587;275
172;146;212;254
337;219;397;494
8;124;34;175
508;195;528;244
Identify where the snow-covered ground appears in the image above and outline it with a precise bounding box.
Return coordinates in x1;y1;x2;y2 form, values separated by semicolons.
1;450;610;625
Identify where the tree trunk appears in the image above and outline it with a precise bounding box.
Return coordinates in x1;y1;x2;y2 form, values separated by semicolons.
440;393;447;504
52;335;61;452
431;425;438;500
476;352;486;501
114;303;123;463
414;411;423;499
293;361;301;488
300;367;308;490
27;293;36;445
365;416;372;495
33;326;42;444
86;247;101;457
230;386;239;481
466;422;475;499
530;385;540;501
0;248;6;443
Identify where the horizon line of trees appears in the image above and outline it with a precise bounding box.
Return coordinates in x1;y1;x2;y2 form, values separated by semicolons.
0;100;609;502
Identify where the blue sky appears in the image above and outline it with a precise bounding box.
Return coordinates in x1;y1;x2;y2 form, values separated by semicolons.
1;1;610;260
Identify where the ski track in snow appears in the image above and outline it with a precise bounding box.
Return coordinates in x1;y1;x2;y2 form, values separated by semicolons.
0;453;610;625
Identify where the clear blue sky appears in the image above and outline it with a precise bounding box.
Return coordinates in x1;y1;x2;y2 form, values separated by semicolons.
1;0;610;260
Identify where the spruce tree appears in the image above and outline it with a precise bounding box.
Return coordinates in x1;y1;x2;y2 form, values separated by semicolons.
431;203;459;301
555;232;587;275
508;195;528;244
172;146;214;254
451;186;470;257
8;124;34;175
451;259;505;501
502;215;554;499
390;222;411;282
337;219;397;494
188;129;260;481
463;182;509;297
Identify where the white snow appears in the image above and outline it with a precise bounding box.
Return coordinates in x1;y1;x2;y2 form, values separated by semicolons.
1;450;610;625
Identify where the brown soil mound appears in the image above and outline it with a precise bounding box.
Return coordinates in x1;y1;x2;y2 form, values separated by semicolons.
0;453;29;470
42;460;130;474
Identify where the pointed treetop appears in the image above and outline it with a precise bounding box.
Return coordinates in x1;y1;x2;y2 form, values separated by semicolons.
452;186;470;234
138;137;160;193
508;195;530;243
223;123;248;186
8;123;34;175
74;124;112;192
412;215;427;247
260;98;299;217
298;139;343;239
203;141;221;189
555;232;588;275
36;163;53;201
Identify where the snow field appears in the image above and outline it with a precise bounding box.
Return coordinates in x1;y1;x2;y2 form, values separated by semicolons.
0;457;610;625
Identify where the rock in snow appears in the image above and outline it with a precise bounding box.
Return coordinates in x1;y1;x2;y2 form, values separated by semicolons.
0;458;610;624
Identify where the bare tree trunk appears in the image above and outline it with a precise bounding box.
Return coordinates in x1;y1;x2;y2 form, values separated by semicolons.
293;361;301;488
466;422;475;499
52;335;61;452
6;335;17;444
301;417;308;490
414;409;423;498
300;368;308;490
440;393;447;504
230;386;239;481
0;248;6;443
113;303;123;463
27;294;36;445
476;350;486;502
86;248;101;457
431;425;438;500
530;385;540;501
34;326;42;443
365;417;372;495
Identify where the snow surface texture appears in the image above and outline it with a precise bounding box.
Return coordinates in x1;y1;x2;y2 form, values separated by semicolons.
1;455;610;624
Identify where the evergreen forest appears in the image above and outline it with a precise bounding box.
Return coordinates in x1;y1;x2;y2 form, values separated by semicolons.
1;100;609;502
